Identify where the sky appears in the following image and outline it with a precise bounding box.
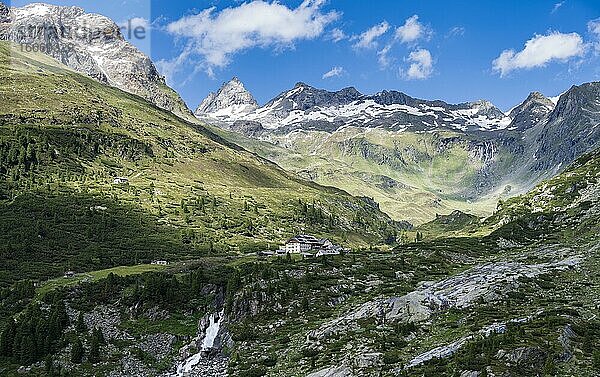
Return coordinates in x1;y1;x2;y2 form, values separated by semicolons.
8;0;600;111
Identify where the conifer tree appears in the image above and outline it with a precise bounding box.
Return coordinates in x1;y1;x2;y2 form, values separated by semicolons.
70;337;84;364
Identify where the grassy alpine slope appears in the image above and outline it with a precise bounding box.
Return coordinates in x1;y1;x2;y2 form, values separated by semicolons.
1;40;599;377
219;145;600;377
0;41;401;286
212;125;521;225
0;145;597;376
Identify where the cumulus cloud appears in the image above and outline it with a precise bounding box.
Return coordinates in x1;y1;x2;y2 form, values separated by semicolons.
352;21;389;49
322;66;344;79
403;48;433;79
330;28;346;42
162;0;339;77
395;15;429;44
492;32;586;76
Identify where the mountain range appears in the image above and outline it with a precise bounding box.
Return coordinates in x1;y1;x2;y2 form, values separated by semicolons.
196;77;600;223
1;2;600;377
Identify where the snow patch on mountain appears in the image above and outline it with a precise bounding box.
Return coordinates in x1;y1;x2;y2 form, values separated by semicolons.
196;80;511;133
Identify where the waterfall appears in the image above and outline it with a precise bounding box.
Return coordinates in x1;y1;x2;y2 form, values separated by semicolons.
201;309;223;350
174;310;224;377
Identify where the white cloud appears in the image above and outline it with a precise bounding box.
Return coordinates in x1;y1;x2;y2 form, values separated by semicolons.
330;28;346;42
403;48;433;80
446;26;465;38
377;44;393;67
589;18;600;36
322;66;344;79
352;21;389;49
589;18;600;53
162;0;339;76
395;15;429;44
492;32;586;76
551;1;565;14
118;17;151;32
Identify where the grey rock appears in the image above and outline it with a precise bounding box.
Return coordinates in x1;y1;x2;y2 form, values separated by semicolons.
144;306;171;321
139;333;177;361
558;324;576;361
460;371;481;377
84;305;131;341
355;352;382;368
529;82;600;172
195;77;257;115
307;366;354;377
308;256;580;342
230;120;264;138
0;2;9;24
508;92;555;131
2;2;192;119
109;353;156;377
504;347;547;368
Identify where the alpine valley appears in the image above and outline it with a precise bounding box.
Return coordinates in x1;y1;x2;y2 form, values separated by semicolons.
0;2;599;377
196;78;600;224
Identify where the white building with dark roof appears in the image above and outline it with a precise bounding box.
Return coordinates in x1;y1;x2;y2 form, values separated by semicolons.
284;235;339;255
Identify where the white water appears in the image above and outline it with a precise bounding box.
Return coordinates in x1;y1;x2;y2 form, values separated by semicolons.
174;310;224;376
201;310;223;350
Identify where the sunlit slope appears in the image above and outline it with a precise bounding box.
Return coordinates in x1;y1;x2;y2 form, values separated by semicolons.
0;42;400;285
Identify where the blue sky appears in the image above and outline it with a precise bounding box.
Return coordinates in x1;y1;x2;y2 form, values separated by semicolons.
9;0;600;110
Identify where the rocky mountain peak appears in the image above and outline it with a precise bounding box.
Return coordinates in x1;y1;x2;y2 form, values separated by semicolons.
337;86;363;98
371;90;416;106
263;83;363;112
293;82;313;90
548;82;600;122
465;100;506;119
1;2;193;119
508;91;555;131
530;82;600;172
195;77;258;115
0;2;9;23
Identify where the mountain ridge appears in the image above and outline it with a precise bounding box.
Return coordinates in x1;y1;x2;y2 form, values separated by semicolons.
197;79;511;133
0;1;194;120
195;78;600;224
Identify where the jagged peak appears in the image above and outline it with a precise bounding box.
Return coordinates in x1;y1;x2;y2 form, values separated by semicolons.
294;81;312;89
509;91;554;118
195;76;258;115
507;91;556;130
548;81;600;122
221;76;246;89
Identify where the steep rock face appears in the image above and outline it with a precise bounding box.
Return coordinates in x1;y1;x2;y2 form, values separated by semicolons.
509;92;555;131
0;2;8;23
0;2;192;119
529;82;600;171
230;120;265;138
195;77;258;116
266;82;364;110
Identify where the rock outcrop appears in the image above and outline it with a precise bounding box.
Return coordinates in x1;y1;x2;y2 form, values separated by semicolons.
1;2;192;119
508;92;555;131
195;77;258;117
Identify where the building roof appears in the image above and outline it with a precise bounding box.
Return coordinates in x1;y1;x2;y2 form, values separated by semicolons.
286;234;326;245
